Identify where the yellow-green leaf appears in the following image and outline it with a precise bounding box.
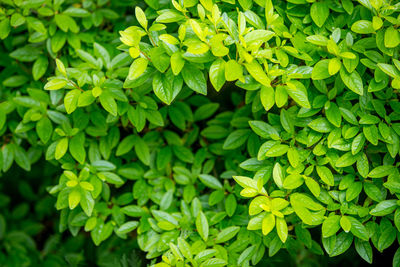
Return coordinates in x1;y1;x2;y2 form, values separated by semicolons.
44;78;67;90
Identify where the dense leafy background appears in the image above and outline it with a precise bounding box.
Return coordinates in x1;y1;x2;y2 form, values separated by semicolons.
1;0;400;266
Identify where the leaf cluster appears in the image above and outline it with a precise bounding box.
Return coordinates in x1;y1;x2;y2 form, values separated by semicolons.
2;0;400;266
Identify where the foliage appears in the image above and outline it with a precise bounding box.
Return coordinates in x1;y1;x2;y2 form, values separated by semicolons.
1;0;400;266
0;161;146;267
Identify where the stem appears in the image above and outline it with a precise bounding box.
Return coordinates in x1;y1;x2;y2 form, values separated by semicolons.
69;80;84;92
148;32;157;47
139;49;152;62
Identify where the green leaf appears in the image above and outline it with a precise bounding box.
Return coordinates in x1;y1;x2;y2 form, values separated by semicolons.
225;60;243;81
64;89;80;114
394;248;400;267
330;232;353;257
355;239;373;264
135;6;148;29
80;190;94;216
363;125;378;146
152;210;179;226
78;91;95;107
10;46;41;62
328;58;341;75
55;137;69;160
128;57;148;80
384;26;400;48
340;107;358;125
340;68;363;95
311;59;330;80
149;47;171;73
116;221;139;235
153;71;182;105
209;59;226;92
55;58;67;77
352;133;365;155
249;121;279;139
340;216;351;232
13;145;30;171
260;86;275;111
194;103;219;121
368;165;394;178
306;35;329;46
116;135;136;156
268;236;283;257
215;226;240;243
172;145;194;163
346;182;362;202
69;133;86;164
170;52;185;75
196;211;209;241
322;215;341;238
44;78;67;90
370;200;397;216
325;102;341;127
2;75;29;87
2;145;14;172
233;176;267;194
98;172;124;185
377;221;396;252
275;217;288;242
181;64;207;95
262;213;275;235
55;14;70;32
348;217;369;241
225;194;237;217
99;92;117;116
77;49;100;68
199;174;223;190
63;7;90;17
273;163;284;189
336;152;358;168
283;174;304;189
133;136;150;166
308;118;334;133
310;2;329;28
36;117;53;144
364;183;384;202
68;189;81;209
249;196;267;216
223;129;251;150
201;258;227;267
121;205;145;217
285;81;311;108
201;125;229;139
177;237;192;260
238;245;257;266
287;147;299;168
51;31;67;53
305;177;321;197
0;18;11;39
316;166;334;186
290;193;325;226
265;144;289;157
351;20;374;34
32;56;49;81
244;60;270;86
377;63;400;78
156;10;185;23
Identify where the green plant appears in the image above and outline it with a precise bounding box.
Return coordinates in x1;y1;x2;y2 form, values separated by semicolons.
2;0;400;266
0;160;147;267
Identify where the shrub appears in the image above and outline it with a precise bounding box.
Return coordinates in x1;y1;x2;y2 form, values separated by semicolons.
1;0;400;266
0;162;146;267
